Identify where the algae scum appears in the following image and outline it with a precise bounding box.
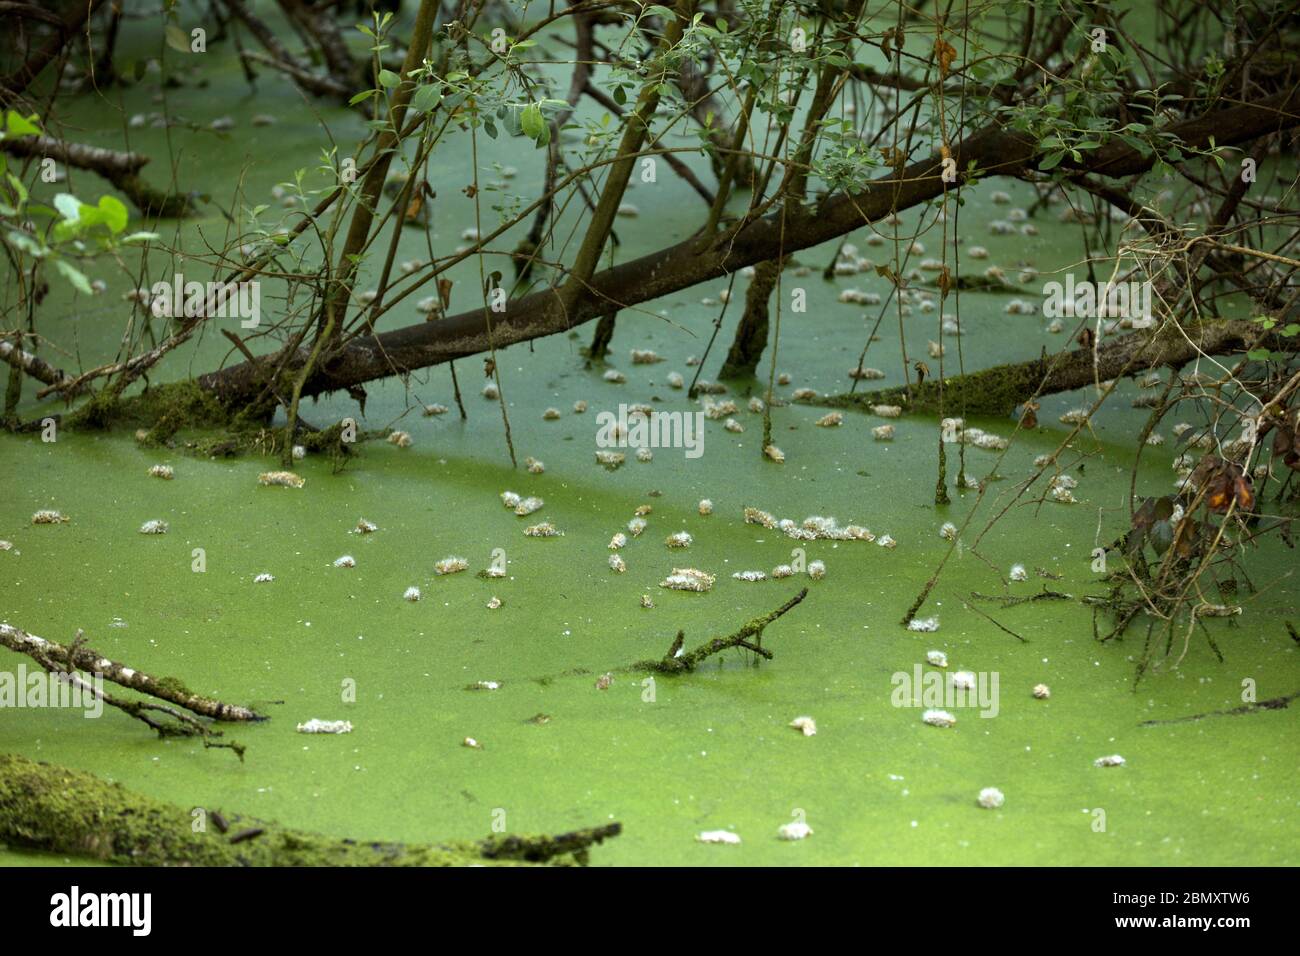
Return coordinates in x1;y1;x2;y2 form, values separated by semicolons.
2;21;1298;867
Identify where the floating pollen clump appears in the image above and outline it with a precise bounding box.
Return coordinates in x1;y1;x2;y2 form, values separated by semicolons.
435;556;469;575
630;349;662;364
764;444;785;463
926;650;948;668
602;369;625;384
1010;564;1028;581
388;430;412;448
1059;408;1090;425
665;531;693;549
609;532;628;550
789;715;817;737
771;565;794;578
908;617;938;633
1051;486;1077;504
666;372;684;389
404;586;421;602
422;403;448;416
660;567;715;592
525;457;545;475
732;570;766;582
333;555;356;568
609;554;627;573
791;388;817;401
744;507;778;529
515;496;544;516
573;400;588;413
500;490;521;509
922;709;957;728
873;425;895;441
636;448;654;462
354;518;379;534
871;404;902;418
697;499;713;516
816;412;843;428
748;396;765;413
139;519;168;535
32;510;68;525
296;719;352;734
696;830;741;845
1094;754;1126;768
542;407;561;421
876;534;897;548
1032;683;1051;699
148;464;174;480
977;787;1005;809
253;573;274;584
808;560;826;580
259;471;304;488
952;671;976;691
778;821;813;841
486;596;502;610
524;522;562;537
939;522;957;541
482;382;500;399
595;450;626;470
724;418;744;434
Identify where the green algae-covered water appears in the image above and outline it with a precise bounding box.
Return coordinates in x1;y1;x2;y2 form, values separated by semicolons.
1;10;1296;866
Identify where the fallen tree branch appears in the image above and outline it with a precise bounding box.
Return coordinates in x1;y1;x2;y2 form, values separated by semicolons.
633;588;808;673
0;622;264;727
1138;688;1300;726
0;754;619;866
192;86;1300;409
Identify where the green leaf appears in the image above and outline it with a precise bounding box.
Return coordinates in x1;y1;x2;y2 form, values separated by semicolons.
165;24;191;54
377;69;400;89
54;258;92;295
520;103;545;142
1246;348;1274;361
349;89;376;106
410;84;442;113
122;231;160;244
4;110;40;137
96;195;129;234
53;193;81;222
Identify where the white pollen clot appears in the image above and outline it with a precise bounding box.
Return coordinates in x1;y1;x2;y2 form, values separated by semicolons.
808;560;826;580
572;400;588;413
1010;564;1028;581
148;464;174;480
524;522;562;537
1094;754;1126;768
876;534;897;549
602;369;626;384
908;617;939;632
333;555;356;568
764;444;785;463
871;404;903;418
404;586;421;602
515;496;544;516
778;821;813;841
608;533;628;550
732;570;766;582
789;716;817;737
258;471;304;489
354;518;379;534
666;371;685;389
253;573;274;584
387;430;412;448
926;650;948;668
596;450;626;470
978;787;1005;809
609;554;627;573
482;382;500;399
666;531;693;549
297;719;352;734
542;407;561;420
1032;683;1050;699
723;418;744;434
697;499;713;516
486;596;502;610
525;457;545;475
435;556;468;575
923;709;957;728
696;830;741;845
628;517;647;536
630;348;662;364
873;424;895;441
748;396;765;413
816;411;844;428
139;519;168;535
292;445;306;460
952;671;976;691
660;567;715;592
636;447;654;462
771;564;794;579
500;491;522;509
791;387;817;401
939;522;957;541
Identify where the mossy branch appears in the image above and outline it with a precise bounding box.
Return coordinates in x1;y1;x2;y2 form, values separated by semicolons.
634;588;809;673
0;754;617;867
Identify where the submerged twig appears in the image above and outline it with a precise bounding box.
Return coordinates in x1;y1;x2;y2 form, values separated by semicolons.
634;589;809;673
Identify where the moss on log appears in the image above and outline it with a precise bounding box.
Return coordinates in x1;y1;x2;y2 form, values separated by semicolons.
0;754;620;866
